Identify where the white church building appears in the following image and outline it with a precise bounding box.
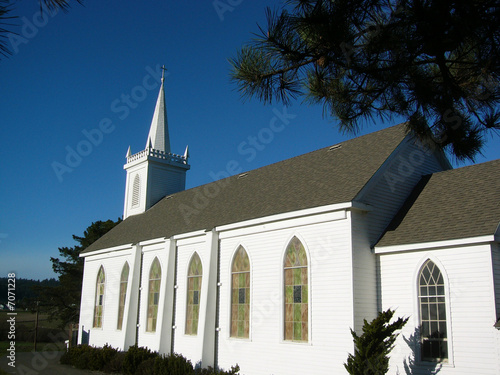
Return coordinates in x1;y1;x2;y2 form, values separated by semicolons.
79;74;500;374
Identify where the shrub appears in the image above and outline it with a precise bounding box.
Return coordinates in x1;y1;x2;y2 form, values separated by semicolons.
134;357;157;375
89;344;119;371
344;309;408;375
194;364;240;375
60;344;96;369
153;353;194;375
60;344;120;372
103;351;126;373
61;343;239;375
122;345;158;375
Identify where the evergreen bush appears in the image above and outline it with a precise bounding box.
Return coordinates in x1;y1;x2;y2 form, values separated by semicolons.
60;343;239;374
103;351;126;373
344;309;408;375
122;345;158;375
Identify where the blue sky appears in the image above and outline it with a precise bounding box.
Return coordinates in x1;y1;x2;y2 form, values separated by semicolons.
1;1;498;281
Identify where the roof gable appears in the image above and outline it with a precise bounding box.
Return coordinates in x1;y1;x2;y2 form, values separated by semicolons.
377;159;500;248
83;124;409;253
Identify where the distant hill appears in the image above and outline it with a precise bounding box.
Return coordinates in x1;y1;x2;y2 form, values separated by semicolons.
0;277;59;309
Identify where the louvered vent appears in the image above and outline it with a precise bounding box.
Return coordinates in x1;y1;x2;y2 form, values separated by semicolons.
131;174;141;207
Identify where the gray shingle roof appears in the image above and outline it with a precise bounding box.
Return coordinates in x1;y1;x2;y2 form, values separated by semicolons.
376;159;500;248
83;124;409;254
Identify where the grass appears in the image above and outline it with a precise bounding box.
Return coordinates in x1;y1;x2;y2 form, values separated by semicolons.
0;310;69;354
0;311;62;328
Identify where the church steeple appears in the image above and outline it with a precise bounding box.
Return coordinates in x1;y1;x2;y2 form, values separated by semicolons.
146;67;171;153
123;67;190;220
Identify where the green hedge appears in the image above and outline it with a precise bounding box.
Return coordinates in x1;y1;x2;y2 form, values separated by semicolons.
60;344;239;375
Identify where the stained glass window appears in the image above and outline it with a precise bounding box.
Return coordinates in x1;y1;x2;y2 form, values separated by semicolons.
231;246;250;338
284;236;308;342
146;257;161;332
93;266;105;328
418;260;448;362
186;252;202;335
117;262;129;330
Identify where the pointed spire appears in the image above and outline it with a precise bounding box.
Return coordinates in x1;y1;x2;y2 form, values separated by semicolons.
146;65;171;153
183;145;189;160
126;146;131;158
148;137;153;150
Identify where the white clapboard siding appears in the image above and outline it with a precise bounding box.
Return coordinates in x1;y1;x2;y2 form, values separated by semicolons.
492;243;500;368
148;164;186;207
379;243;499;375
172;234;208;366
351;209;378;333
492;243;500;322
124;166;148;218
136;243;169;352
79;248;135;349
217;213;354;375
358;139;447;247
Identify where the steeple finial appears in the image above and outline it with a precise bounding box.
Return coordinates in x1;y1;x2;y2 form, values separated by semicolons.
161;65;167;82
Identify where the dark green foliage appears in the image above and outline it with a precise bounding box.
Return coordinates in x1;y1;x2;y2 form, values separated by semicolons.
345;309;409;375
0;277;58;308
61;344;240;375
231;0;500;162
103;351;126;373
60;344;118;370
153;353;193;375
60;344;99;369
134;357;156;375
194;365;241;375
122;345;159;375
37;219;121;328
90;344;120;371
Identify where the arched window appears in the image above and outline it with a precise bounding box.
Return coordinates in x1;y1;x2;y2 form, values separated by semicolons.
284;236;308;342
131;174;141;207
231;246;250;338
117;262;130;330
186;252;202;335
418;259;448;362
146;257;161;332
93;266;105;328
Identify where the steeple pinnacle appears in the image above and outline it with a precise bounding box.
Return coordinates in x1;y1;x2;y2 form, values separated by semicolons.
146;66;171;153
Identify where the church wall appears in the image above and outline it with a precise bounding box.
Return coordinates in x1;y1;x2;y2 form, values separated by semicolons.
135;241;171;353
491;242;500;369
171;233;209;366
216;210;354;375
350;209;378;334
78;247;135;350
378;243;499;375
147;162;187;208
124;164;148;218
357;138;447;247
491;242;500;322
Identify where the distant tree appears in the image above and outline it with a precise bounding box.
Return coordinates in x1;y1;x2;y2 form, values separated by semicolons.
0;277;58;308
0;0;83;59
230;0;500;162
38;219;121;328
344;309;409;375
